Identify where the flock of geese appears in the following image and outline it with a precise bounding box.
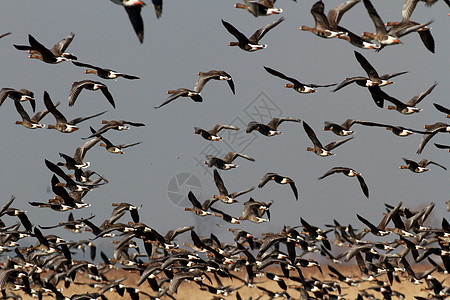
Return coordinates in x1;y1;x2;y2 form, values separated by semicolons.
0;0;449;299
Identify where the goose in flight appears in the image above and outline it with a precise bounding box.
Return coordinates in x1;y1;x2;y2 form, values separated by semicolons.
69;80;115;108
194;124;239;141
362;0;432;50
222;17;284;52
234;0;283;17
110;0;146;43
303;121;353;156
246;117;301;136
204;152;255;170
194;70;235;94
332;51;408;107
318;167;369;198
211;169;254;203
264;66;336;94
13;100;57;129
0;88;36;112
44;91;107;133
155;88;202;109
14;32;77;63
258;172;298;200
399;158;446;173
416;122;450;154
72;61;140;80
299;0;360;39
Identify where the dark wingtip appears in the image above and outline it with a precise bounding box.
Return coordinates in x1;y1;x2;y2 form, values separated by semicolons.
137;32;144;44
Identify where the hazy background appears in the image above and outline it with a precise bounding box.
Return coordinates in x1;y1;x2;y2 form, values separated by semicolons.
0;1;448;254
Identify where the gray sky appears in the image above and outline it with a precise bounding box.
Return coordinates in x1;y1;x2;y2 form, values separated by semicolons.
0;0;448;248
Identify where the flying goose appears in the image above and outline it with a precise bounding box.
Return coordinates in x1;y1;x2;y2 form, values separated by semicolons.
89;127;142;154
303;121;353;156
155;88;202;109
382;82;437;114
14;32;77;63
111;203;141;223
0;88;35;112
69;80;115;108
211;169;254;203
299;0;360;39
44;91;107;133
336;29;380;49
45;160;102;194
399;158;446;173
184;191;216;216
194;70;235;94
82;119;145;139
323;119;366;136
318;167;369;198
246;117;301;136
110;0;145;43
416;122;450;154
210;207;240;224
222;17;284;52
264;66;336;93
234;0;283;17
194;124;239;141
384;0;436;52
57;137;101;176
332;51;408;107
72;61;140;80
362;0;432;50
14;100;56;129
356;121;429;136
204;152;255;170
241;198;273;223
258;172;298;200
356;202;403;236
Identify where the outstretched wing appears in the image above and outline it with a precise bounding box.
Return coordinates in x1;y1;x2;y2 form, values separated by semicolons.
124;6;144;43
154;90;185;109
425;160;447;170
69;110;107;125
362;0;388;37
327;0;360;28
264;66;302;86
258;172;276;188
267;117;301;130
433;103;450;115
99;86;115;108
332;76;367;92
356;175;369;198
303;121;323;149
249;17;284;43
44;91;68;124
318;167;343;180
223;152;255;163
246;121;263;133
213;169;228;195
324;137;353;151
222;20;249;44
52;32;75;54
289;181;299;201
354;51;380;79
188;191;202;209
406;82;437;106
310;0;330;31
